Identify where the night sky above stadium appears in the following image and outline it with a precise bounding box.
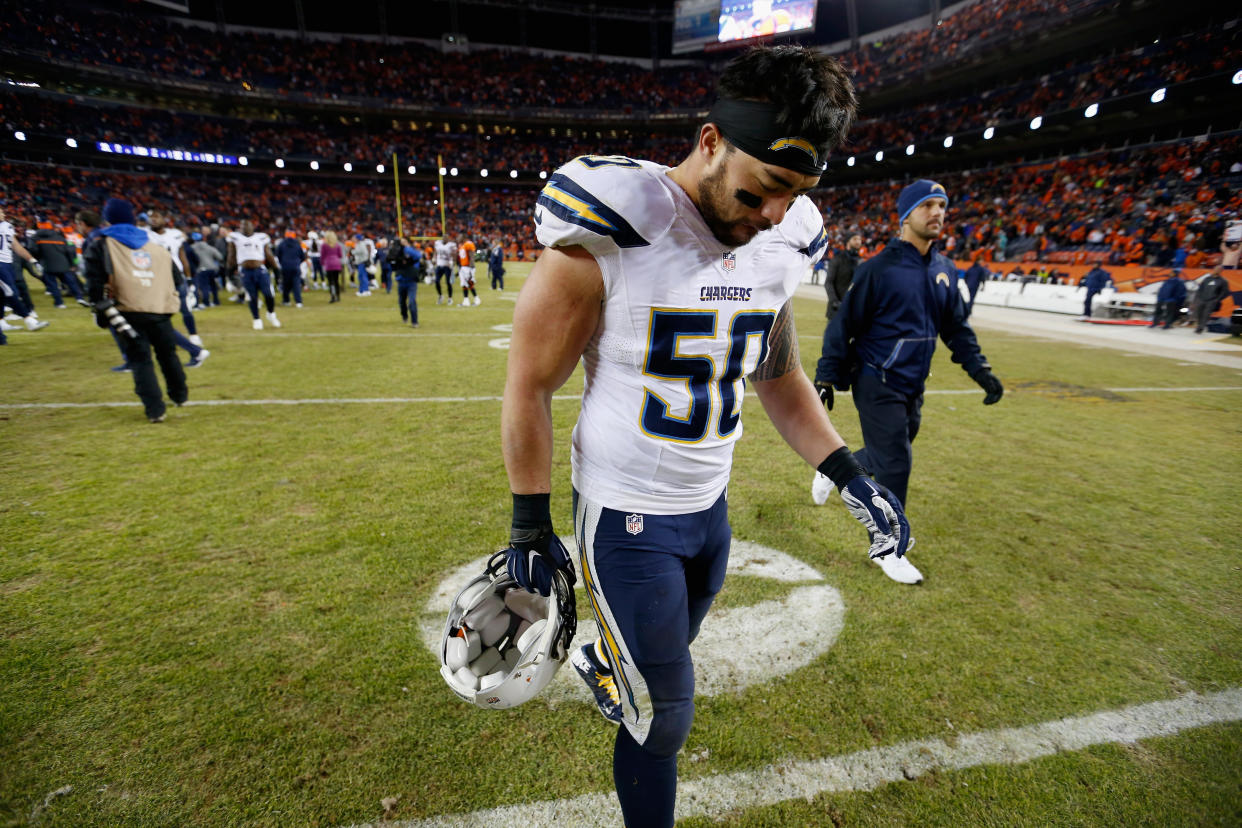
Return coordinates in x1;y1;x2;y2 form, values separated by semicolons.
161;0;935;59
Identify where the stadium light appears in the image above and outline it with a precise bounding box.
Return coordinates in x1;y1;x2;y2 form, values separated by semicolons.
377;164;384;173
906;144;915;156
1084;103;1099;118
847;156;855;167
943;135;954;148
539;171;547;179
66;137;77;148
239;156;249;166
983;127;995;140
1233;70;1242;85
874;151;884;162
275;158;285;168
480;169;488;177
439;166;447;176
344;162;353;172
1150;87;1166;103
14;131;25;141
509;170;518;179
1029;116;1042;130
450;167;459;176
407;165;416;175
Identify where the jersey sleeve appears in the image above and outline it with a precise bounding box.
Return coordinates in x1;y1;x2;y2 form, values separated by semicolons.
533;156;675;255
778;196;829;264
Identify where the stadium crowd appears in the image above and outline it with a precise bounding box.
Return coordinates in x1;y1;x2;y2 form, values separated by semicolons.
3;132;1238;272
3;0;1120;112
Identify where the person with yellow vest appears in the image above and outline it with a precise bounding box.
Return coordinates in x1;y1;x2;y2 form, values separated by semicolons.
83;198;188;423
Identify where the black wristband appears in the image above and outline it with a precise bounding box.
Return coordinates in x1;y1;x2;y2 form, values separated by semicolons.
511;492;551;530
816;446;866;491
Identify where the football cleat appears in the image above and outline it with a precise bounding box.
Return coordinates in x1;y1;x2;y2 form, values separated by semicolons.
873;539;923;585
24;317;49;331
266;312;282;328
186;349;210;368
252;318;263;330
811;471;835;505
570;644;624;724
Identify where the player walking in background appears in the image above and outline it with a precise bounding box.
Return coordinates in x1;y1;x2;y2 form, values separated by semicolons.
0;205;50;339
305;231;324;291
227;220;282;329
499;45;908;828
457;236;479;306
433;236;456;305
813;180;1003;584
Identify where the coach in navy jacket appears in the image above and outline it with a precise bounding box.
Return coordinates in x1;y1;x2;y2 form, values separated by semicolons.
813;180;1003;509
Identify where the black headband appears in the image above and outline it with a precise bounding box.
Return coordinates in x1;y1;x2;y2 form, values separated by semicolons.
707;98;828;176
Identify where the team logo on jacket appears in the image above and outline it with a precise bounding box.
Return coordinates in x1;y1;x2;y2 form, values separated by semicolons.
722;251;736;272
625;513;644;535
935;272;950;287
132;249;152;270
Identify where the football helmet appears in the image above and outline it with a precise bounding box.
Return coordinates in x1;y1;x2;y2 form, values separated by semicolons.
439;551;577;709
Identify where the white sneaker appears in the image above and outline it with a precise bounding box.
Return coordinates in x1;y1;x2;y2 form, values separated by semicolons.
267;311;281;328
189;334;203;347
446;298;454;306
253;318;263;330
875;551;923;585
24;316;49;331
296;302;303;308
811;471;835;505
473;295;481;306
0;320;18;332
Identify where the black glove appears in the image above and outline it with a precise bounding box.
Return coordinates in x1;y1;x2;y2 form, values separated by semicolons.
814;380;835;411
505;493;574;596
971;368;1004;405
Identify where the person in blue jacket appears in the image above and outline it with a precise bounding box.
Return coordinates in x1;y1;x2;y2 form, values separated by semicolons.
275;231;307;307
960;254;991;317
1080;264;1113;317
1150;270;1187;329
811;180;1004;584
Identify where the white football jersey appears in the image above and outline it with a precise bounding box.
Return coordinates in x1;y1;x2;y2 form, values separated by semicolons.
534;155;828;514
434;239;457;267
0;220;13;264
306;236;321;257
228;231;271;264
148;228;187;272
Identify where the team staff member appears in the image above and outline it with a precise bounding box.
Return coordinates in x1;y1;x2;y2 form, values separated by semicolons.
390;236;423;327
1192;264;1230;334
1080;263;1112;318
500;46;908;828
488;239;505;290
824;232;861;319
276;231;307;307
33;220;88;307
1150;269;1187;329
84;198;187;423
227;220;282;330
961;254;991;317
813;180;1003;584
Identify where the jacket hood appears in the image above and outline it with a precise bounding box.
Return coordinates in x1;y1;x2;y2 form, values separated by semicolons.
100;224;151;250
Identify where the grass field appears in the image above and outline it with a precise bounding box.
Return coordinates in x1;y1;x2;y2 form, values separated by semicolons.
2;263;1240;827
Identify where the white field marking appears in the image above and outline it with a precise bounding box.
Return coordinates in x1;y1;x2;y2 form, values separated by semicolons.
345;687;1242;828
420;540;845;706
5;386;1241;412
487;338;511;350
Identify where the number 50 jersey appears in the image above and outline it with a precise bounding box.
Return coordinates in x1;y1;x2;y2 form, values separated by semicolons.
534;156;828;515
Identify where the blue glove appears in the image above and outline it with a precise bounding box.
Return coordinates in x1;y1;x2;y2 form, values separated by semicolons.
839;476;910;560
506;493;575;596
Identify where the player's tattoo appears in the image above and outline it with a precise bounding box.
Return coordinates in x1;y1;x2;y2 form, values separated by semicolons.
749;301;799;381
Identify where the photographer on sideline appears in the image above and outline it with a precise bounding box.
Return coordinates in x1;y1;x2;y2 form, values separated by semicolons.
83;198;187;423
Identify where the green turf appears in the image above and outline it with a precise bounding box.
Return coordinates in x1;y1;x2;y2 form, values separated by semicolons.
1;267;1239;826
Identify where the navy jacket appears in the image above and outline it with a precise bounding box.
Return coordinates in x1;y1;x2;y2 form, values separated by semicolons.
276;237;306;270
1156;275;1187;304
1082;266;1112;292
816;238;990;397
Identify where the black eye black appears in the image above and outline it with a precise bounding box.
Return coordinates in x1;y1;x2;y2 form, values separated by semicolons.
734;189;761;208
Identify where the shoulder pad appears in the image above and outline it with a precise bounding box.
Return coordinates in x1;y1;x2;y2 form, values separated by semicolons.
778;196;828;262
534;156;674;251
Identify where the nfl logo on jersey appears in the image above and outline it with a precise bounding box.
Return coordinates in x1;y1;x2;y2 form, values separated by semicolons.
625;513;644;535
722;252;736;272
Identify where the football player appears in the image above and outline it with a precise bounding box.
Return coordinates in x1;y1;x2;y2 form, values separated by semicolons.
227;219;282;330
499;45;909;828
456;236;479;306
433;235;456;305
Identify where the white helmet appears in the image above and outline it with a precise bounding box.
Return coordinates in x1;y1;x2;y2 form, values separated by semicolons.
307;231;319;240
439;551;577;709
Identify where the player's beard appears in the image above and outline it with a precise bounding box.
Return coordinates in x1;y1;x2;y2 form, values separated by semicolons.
907;216;943;243
697;163;760;248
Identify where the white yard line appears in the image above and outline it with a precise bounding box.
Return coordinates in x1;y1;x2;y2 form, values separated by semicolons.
343;687;1242;828
4;386;1241;411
